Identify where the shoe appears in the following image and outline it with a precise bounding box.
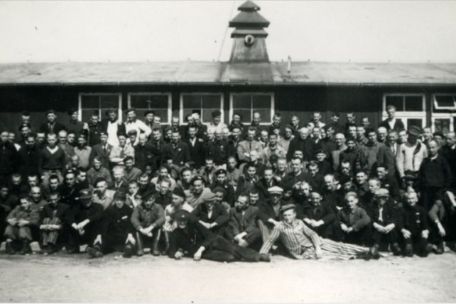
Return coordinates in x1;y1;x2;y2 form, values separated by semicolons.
370;245;380;259
404;244;414;257
434;243;445;255
48;244;58;255
259;253;271;262
87;246;103;259
67;247;80;254
5;241;15;255
391;243;402;256
20;241;31;255
152;249;160;256
123;244;134;258
356;252;371;260
137;248;144;257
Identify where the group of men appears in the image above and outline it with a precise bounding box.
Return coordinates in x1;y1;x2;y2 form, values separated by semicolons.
0;105;455;262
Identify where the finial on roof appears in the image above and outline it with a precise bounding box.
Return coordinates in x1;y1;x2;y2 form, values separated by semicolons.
228;1;270;63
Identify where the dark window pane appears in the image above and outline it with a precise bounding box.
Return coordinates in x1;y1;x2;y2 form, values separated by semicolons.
385;96;403;111
81;95;100;108
100;95;119;108
232;95;252;108
136;109;169;123
201;95;221;109
255;109;271;122
82;109;99;122
183;95;202;109
252;95;271;108
434;119;450;134
234;109;251;123
202;109;214;123
407;118;423;128
130;94;168;109
405;96;423;111
435;95;455;108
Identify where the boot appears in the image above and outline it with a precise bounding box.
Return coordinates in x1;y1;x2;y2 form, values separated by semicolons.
404;243;414;257
5;241;15;255
123;243;134;259
152;230;161;256
369;244;380;259
391;242;402;256
259;253;271;262
136;232;144;256
20;240;31;255
87;245;103;259
434;243;445;255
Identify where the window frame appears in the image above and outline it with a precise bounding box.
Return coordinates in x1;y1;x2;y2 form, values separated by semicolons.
127;92;172;124
431;114;454;133
432;93;456;111
179;92;224;125
78;92;122;121
382;93;426;129
229;92;275;125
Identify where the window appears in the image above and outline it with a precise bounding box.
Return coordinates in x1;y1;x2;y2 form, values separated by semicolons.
180;93;223;123
78;93;122;122
128;93;171;124
431;94;456;133
230;93;274;124
383;94;426;129
433;94;456;110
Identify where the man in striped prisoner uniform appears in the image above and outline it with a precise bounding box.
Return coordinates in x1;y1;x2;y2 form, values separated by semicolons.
260;204;369;260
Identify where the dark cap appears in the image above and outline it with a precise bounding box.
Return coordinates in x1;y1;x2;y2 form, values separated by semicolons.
212;110;222;118
114;191;127;201
79;189;92;200
172;187;186;199
174;210;191;222
280;203;296;213
215;168;227;175
408;125;422;137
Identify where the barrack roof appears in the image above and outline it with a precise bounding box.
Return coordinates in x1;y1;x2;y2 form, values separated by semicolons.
0;61;455;86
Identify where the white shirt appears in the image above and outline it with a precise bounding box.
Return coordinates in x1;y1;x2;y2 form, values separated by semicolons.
207;122;227;135
388;118;396;130
125;119;152;145
107;121;120;147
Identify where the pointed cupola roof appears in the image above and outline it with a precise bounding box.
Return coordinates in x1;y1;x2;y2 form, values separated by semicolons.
229;0;270;37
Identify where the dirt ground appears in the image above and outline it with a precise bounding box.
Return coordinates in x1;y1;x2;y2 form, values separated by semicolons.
0;251;455;303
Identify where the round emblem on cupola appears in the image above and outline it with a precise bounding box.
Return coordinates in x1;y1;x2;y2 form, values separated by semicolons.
244;34;255;46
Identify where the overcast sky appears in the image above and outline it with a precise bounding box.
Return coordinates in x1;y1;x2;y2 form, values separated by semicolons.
1;0;456;63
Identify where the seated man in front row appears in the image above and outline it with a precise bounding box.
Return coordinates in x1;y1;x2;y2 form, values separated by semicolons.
86;192;136;259
4;195;40;255
260;204;369;260
168;210;270;263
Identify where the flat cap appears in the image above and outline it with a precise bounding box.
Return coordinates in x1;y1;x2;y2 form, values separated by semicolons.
280;203;296;213
375;188;390;197
268;186;284;194
174;210;191;222
408;125;422;137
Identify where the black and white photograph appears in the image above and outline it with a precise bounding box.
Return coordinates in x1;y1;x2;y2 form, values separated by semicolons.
0;0;456;302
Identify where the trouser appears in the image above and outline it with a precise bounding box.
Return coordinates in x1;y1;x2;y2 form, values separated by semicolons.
429;223;444;246
343;226;372;246
101;232;131;254
258;220;272;244
136;227;161;251
41;218;62;246
203;236;262;262
296;238;367;260
67;225;98;250
421;186;444;211
404;234;428;256
4;225;32;241
41;170;63;187
372;228;399;250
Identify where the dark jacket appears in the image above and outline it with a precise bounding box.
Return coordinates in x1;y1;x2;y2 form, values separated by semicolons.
192;202;229;233
18;144;41;177
419;155;453;189
101;204;134;240
89;143;112;169
39;122;66;135
286;137;314;161
168;219;217;257
227;206;259;237
162;141;191;167
379;118;405;132
134;143;155;171
399;204;428;236
0;142;19;177
185;137;206;169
